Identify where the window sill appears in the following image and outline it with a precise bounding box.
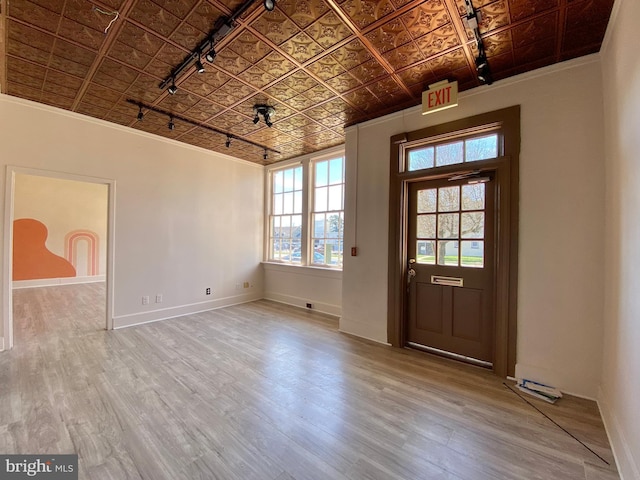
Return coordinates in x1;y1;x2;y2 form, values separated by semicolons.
262;261;343;279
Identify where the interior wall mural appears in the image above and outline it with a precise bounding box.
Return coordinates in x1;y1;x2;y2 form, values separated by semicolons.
13;218;76;281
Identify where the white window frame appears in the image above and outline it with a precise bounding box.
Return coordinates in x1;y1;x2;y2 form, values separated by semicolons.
265;147;345;269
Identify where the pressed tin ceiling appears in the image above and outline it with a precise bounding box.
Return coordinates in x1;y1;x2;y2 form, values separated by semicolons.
1;0;614;164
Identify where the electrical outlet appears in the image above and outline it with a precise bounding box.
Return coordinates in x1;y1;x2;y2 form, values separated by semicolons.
243;282;250;289
156;294;162;303
206;287;211;295
306;303;313;309
142;296;149;305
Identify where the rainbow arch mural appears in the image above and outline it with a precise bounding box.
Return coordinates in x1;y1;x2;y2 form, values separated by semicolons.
65;230;99;276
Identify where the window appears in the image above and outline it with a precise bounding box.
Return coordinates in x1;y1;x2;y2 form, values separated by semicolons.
311;157;344;267
269;165;303;263
407;133;499;172
267;152;345;268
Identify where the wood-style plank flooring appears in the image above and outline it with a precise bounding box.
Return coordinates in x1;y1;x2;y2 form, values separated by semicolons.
2;284;619;479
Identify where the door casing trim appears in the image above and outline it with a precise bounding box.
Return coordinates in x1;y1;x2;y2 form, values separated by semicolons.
387;106;520;377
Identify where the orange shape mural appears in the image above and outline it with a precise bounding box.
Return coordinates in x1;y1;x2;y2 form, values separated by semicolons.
13;218;76;281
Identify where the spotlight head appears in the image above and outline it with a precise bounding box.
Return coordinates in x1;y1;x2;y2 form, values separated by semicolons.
195;58;205;74
168;117;175;131
475;56;487;70
265;115;273;128
225;135;231;148
253;114;260;125
205;48;216;63
167;81;177;95
137;107;144;121
264;0;276;11
263;150;268;160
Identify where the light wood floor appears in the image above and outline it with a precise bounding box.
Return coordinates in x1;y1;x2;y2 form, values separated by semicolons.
2;284;619;480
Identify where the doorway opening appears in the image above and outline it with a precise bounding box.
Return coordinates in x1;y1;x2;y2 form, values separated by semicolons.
3;167;115;350
387;106;520;377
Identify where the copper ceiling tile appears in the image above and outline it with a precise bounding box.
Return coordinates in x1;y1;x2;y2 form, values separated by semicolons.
250;8;300;46
327;72;362;93
85;83;124;105
154;42;190;68
306;105;335;120
477;0;510;33
179;74;219;97
207;110;249;129
364;18;413;54
397;61;436;88
171;22;207;50
390;0;414;7
7;60;45;91
280;70;320;94
40;94;76;110
152;0;200;19
269;102;297;120
401;0;451;39
211;47;253;75
508;0;558;22
340;0;396;30
279;31;325;63
303;84;336;102
8;20;55;52
127;75;166;104
264;80;300;102
511;12;557;49
7;83;43;102
238;65;278;88
383;42;425;70
306;56;346;81
228;30;272;63
185;99;225;121
46;69;84;91
318;114;346;128
144;59;175;79
453;0;495;17
93;58;139;92
565;0;614;30
201;68;233;88
483;30;513;57
273;114;314;133
27;0;66;15
278;0;331;29
331;39;373;69
63;0;114;31
486;51;514;73
207;86;252;109
414;23;459;58
81;93;119;112
104;110;135;126
129;0;182;38
562;21;609;54
255;52;298;78
49;55;92;78
53;39;97;67
158;91;201;114
77;101;110;119
234;93;272;112
287;93;320;111
109;41;154;70
185;2;225;33
8;1;61;33
368;75;408;99
7;34;53;65
343;86;380;109
56;19;104;51
427;47;467;77
306;11;353;49
231;121;264;136
513;36;555;66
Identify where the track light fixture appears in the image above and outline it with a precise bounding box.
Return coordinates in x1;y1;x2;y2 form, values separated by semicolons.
205;48;216;63
127;99;280;161
253;104;276;128
264;0;276;11
195;55;205;74
463;0;493;86
167;78;177;95
263;149;268;160
137;105;144;121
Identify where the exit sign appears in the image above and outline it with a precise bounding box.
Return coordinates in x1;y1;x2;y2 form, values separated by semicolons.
422;80;458;115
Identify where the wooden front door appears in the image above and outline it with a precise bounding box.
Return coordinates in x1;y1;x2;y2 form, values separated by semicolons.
407;175;495;364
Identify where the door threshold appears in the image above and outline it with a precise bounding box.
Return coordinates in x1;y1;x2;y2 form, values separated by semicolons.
406;342;493;369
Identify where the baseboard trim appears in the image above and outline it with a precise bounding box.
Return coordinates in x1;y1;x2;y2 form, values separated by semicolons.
113;293;262;329
338;329;392;347
13;275;106;289
263;291;341;318
0;336;4;352
598;387;639;480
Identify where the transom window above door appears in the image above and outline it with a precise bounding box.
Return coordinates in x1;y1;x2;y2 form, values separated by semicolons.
407;133;500;172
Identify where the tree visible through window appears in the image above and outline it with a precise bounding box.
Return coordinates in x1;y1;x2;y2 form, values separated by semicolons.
311;156;344;267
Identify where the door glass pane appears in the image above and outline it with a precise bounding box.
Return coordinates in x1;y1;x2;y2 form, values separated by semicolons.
436;141;463;166
417;240;435;264
438;213;459;238
465;135;498;162
461;212;484;238
417;189;437;213
462;184;485;210
417;214;436;238
438;240;459;265
461;241;484;267
408;147;434;171
438;186;460;212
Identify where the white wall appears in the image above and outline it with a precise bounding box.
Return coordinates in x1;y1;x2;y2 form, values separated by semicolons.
342;56;606;398
0;95;264;338
600;0;640;477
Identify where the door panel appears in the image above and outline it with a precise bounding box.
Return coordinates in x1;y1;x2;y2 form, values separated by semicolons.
407;176;495;364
